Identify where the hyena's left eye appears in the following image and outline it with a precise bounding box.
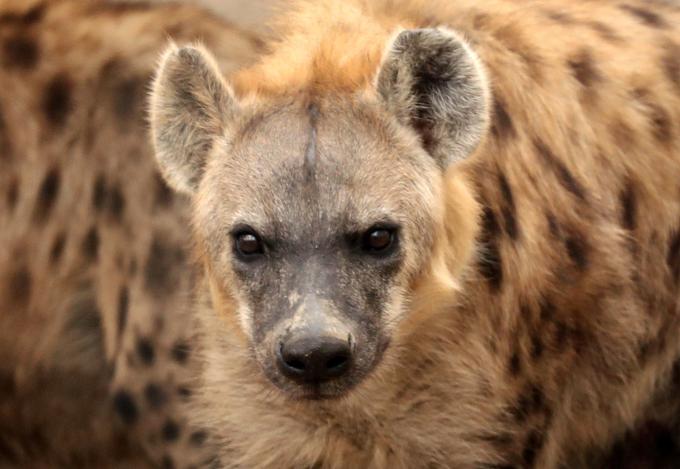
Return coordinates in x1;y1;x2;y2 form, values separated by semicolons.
361;226;397;254
234;229;264;259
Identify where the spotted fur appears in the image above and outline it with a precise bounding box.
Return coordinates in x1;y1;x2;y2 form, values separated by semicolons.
151;0;680;467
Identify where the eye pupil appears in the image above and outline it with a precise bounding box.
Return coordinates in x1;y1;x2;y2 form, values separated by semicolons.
365;229;393;252
236;232;262;256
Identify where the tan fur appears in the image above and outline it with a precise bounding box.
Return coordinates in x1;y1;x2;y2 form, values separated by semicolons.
159;0;680;467
0;0;261;466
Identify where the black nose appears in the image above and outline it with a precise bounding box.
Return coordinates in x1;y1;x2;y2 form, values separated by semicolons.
277;335;352;383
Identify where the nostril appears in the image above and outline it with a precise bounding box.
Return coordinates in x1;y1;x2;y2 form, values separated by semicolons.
278;342;306;373
286;357;306;371
326;352;349;370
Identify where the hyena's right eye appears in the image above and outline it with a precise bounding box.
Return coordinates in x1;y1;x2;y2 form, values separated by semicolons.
233;228;265;259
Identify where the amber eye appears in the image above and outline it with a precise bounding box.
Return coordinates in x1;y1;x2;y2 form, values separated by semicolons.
234;231;264;258
361;227;395;253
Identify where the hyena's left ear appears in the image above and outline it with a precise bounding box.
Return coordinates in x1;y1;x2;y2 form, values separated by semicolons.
376;28;490;168
150;44;237;195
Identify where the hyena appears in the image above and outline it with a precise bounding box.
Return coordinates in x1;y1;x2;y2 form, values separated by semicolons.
109;0;680;467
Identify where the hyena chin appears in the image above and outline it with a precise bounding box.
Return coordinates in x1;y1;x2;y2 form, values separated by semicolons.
150;31;488;401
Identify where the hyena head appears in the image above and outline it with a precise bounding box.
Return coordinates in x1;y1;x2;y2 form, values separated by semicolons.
150;28;489;400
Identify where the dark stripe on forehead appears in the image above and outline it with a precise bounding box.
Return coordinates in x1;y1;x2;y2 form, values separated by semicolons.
304;103;320;180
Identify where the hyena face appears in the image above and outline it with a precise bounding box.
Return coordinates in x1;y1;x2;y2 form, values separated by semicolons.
196;99;441;398
150;29;489;399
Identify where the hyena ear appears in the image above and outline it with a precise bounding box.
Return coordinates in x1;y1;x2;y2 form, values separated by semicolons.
150;44;237;194
376;28;490;168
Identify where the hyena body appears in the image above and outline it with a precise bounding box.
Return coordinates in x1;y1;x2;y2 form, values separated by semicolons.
0;0;260;466
150;0;680;467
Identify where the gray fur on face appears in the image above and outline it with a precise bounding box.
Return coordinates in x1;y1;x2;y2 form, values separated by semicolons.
150;45;237;194
376;28;490;168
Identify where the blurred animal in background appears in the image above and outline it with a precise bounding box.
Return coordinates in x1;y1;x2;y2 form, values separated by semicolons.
0;0;261;466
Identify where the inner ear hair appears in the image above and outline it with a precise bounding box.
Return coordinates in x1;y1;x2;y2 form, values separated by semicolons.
376;28;490;168
149;43;237;195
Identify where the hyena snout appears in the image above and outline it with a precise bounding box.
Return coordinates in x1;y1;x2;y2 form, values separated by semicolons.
277;331;353;384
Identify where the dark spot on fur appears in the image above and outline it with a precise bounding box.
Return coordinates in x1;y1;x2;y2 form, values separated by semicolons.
92;2;152;14
534;139;586;200
177;385;191;399
565;231;588;270
113;389;138;425
568;49;602;88
107;184;125;221
555;322;569;350
144;238;184;297
0;4;45;24
49;232;66;265
154;173;174;208
144;382;167;410
43;74;73;127
633;87;674;143
619;4;668;28
22;4;46;24
647;103;673;144
112;77;145;125
620;182;637;230
161;454;175;469
117;286;129;339
498;172;518;239
81;226;99;261
491;98;515;139
478;206;503;292
509;351;521;376
6;267;32;307
667;231;680;284
545;10;575;24
513;384;547;424
171;341;190;364
530;335;544;361
584;21;623;43
93;176;126;221
33;168;60;222
161;419;180;442
546;213;560;238
0;369;15;396
522;430;545;466
539;299;555;323
136;337;155;365
2;35;40;69
6;178;19;210
189;430;207;447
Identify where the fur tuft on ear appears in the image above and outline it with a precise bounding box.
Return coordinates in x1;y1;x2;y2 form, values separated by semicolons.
376;28;490;168
150;44;237;194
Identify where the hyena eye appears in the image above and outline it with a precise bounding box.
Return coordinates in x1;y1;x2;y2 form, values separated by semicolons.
234;230;264;258
361;227;396;253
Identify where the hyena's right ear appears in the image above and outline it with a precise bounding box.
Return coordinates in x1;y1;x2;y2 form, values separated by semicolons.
150;44;237;195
